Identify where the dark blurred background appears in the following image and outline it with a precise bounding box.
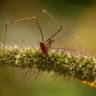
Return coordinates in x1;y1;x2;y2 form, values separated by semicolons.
0;0;96;96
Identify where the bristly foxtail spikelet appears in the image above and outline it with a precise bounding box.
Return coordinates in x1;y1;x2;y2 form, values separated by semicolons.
0;47;96;87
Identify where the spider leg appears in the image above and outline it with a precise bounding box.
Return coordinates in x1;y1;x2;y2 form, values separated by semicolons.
35;18;45;42
44;25;62;49
46;25;62;42
42;9;62;42
45;25;62;49
42;9;62;48
71;31;86;55
3;17;45;48
3;23;8;48
45;38;55;48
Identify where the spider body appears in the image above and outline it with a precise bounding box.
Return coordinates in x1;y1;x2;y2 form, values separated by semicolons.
39;38;55;55
40;42;48;55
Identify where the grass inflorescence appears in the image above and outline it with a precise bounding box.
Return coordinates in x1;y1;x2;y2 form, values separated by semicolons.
0;47;96;87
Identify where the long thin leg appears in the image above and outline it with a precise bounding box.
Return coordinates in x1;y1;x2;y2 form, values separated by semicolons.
46;39;54;48
35;18;45;42
4;23;8;48
42;9;56;23
3;17;44;48
42;9;85;55
71;31;85;54
12;17;45;42
3;17;36;48
44;25;62;49
45;25;62;43
42;9;62;46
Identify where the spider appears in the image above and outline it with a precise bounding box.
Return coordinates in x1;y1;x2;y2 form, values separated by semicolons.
3;10;62;55
3;9;84;56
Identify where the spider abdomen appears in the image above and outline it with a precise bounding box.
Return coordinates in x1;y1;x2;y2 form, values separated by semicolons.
40;42;48;55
